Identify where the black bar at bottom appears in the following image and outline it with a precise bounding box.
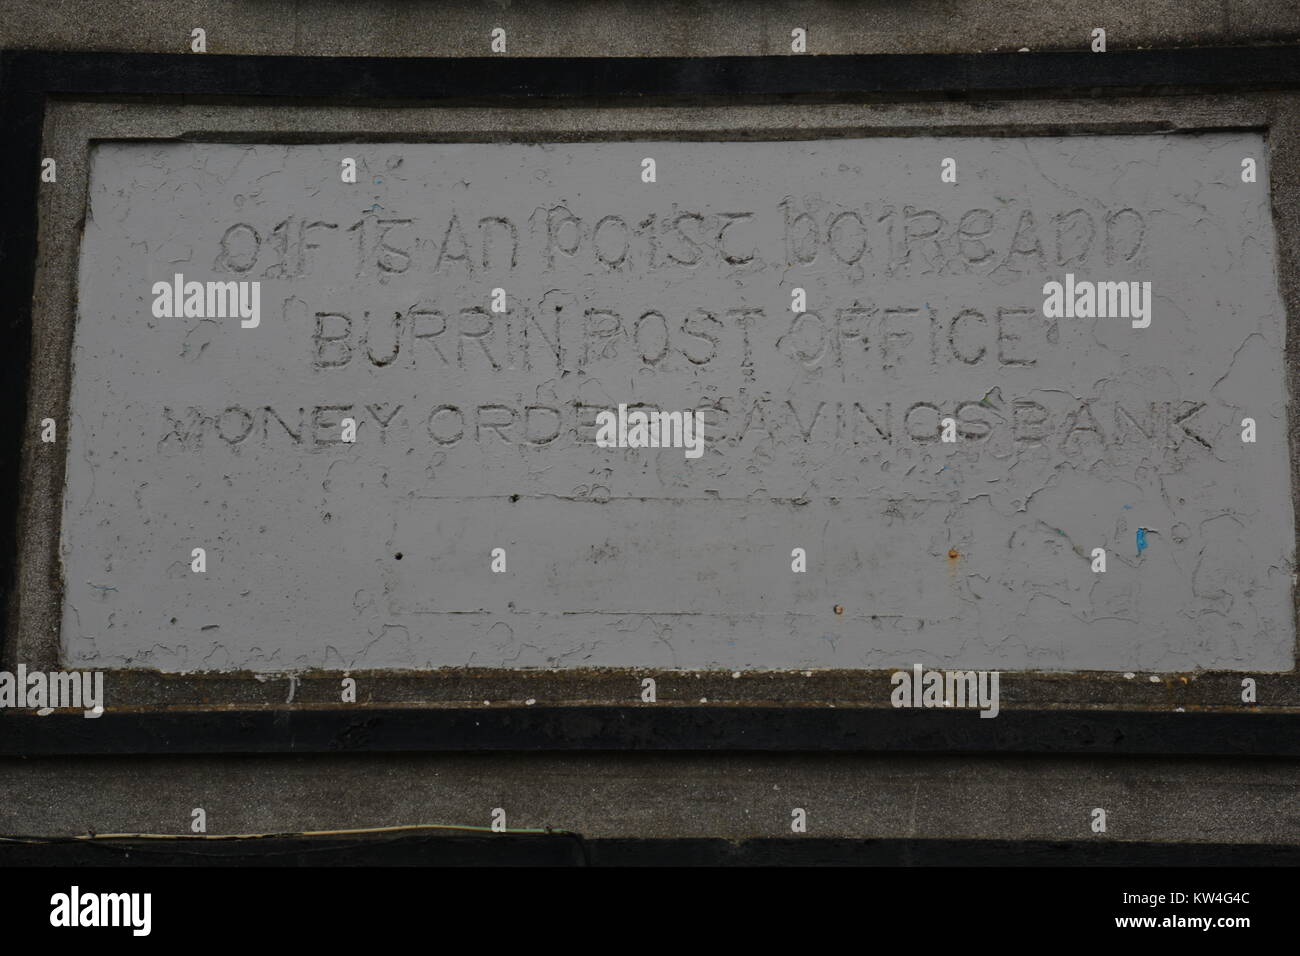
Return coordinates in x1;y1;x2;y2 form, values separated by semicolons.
1;705;1296;755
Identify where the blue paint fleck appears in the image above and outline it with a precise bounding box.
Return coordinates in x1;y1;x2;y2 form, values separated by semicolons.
1122;504;1132;510
1136;528;1148;554
374;178;382;185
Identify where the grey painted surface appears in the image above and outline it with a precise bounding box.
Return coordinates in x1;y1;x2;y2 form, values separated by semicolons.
63;134;1292;672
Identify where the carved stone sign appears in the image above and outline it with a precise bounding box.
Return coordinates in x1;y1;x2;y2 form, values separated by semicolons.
61;135;1292;672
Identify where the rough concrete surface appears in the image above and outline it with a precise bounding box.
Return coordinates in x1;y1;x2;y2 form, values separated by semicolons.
0;0;1298;57
2;752;1299;843
63;135;1292;672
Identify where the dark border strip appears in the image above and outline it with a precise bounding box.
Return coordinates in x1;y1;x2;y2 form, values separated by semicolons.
0;60;44;665
1;706;1296;756
4;47;1300;99
2;833;1297;866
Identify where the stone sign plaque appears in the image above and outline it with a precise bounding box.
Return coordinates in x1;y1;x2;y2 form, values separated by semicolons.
60;134;1293;673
